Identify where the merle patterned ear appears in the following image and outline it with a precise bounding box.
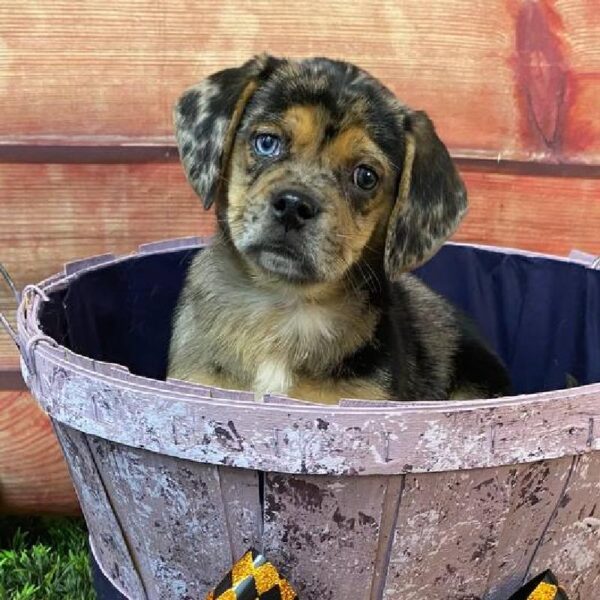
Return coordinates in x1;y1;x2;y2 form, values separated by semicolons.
385;111;467;280
173;55;278;209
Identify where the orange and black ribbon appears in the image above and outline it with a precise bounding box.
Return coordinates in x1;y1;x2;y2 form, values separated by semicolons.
206;548;297;600
207;551;568;600
508;570;569;600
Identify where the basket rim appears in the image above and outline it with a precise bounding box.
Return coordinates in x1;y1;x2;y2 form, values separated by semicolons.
16;237;600;476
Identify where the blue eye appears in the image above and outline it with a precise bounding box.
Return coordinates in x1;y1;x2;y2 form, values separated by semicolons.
253;133;282;157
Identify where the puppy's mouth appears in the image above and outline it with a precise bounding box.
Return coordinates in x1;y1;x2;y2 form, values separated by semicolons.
245;242;317;283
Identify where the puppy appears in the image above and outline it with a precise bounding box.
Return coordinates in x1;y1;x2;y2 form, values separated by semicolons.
168;55;511;404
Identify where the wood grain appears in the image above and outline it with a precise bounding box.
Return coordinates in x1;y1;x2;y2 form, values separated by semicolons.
54;424;146;597
87;438;234;599
1;161;599;375
262;473;389;598
454;169;600;256
0;0;598;164
382;466;520;599
0;390;78;514
483;458;573;599
526;452;600;600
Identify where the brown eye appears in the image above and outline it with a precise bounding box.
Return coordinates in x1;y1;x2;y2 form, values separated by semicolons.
352;165;379;190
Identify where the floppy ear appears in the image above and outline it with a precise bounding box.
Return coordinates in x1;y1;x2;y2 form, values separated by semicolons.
384;110;467;280
173;54;278;209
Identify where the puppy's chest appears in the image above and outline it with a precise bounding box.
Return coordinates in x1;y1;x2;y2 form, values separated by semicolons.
221;298;346;363
206;292;376;393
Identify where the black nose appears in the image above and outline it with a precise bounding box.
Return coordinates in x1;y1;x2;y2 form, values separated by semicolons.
270;191;320;230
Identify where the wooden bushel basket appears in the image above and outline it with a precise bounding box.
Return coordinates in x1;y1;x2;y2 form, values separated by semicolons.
5;237;600;600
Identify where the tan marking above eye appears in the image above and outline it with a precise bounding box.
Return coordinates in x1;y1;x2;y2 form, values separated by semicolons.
251;123;284;137
282;105;328;149
324;127;387;173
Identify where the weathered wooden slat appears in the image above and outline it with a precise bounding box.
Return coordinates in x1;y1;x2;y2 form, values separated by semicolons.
526;452;600;599
381;466;520;599
262;473;389;598
0;0;598;164
53;424;145;598
217;466;262;561
368;476;405;599
87;438;234;599
483;458;574;599
0;390;78;514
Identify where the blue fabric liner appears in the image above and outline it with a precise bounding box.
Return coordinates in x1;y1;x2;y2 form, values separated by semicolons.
90;549;127;600
40;244;600;397
416;245;600;394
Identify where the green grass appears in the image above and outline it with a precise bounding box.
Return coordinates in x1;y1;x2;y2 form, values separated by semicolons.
0;517;94;600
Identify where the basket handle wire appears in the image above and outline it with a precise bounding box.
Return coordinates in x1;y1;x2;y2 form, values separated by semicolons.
0;263;21;349
0;264;55;381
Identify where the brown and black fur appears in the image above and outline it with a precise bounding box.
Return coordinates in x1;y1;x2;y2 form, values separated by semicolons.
168;55;511;403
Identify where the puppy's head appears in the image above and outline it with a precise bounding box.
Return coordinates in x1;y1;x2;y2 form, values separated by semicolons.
174;55;466;285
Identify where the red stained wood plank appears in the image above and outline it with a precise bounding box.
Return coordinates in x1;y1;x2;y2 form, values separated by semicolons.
516;0;600;160
1;162;599;376
456;170;600;257
0;163;207;291
0;0;598;163
0;391;79;514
